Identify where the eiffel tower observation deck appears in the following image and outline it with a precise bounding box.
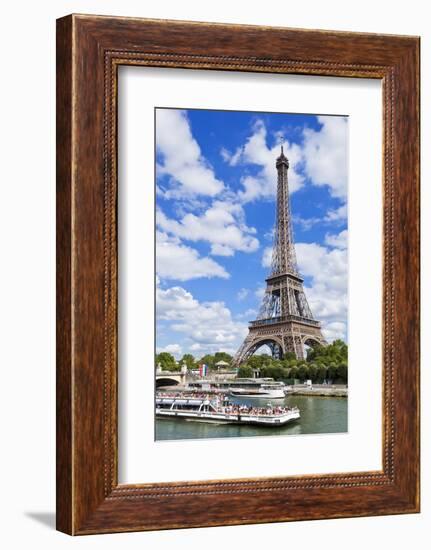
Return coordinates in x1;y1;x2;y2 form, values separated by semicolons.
232;145;327;366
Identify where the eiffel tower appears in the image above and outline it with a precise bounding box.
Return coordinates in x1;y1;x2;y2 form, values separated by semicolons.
232;145;326;366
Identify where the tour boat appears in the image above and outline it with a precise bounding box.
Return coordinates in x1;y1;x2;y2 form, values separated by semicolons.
156;393;300;426
229;382;286;399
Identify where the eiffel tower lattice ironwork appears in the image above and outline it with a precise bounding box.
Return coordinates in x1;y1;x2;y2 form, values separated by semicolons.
232;145;327;366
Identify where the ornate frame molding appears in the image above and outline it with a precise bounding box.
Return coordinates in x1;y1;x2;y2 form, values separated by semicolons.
57;15;419;534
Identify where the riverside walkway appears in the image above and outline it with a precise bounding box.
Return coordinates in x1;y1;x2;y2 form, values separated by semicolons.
287;384;347;397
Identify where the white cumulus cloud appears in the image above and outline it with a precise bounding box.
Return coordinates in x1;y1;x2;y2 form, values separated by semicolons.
255;285;266;300
325;229;348;249
156;109;224;197
237;288;249;301
221;120;305;203
296;236;348;341
220;116;348;204
156;343;182;358
156;231;229;281
302;116;348;200
236;308;257;320
324;203;347;223
320;322;347;341
157;201;259;257
262;246;273;268
156;285;248;356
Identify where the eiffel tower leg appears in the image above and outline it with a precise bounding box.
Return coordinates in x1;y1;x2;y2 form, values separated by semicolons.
283;335;295;355
294;336;304;360
271;342;282;360
283;333;305;360
232;333;259;368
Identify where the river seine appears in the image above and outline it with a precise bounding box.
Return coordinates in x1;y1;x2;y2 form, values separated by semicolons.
155;395;347;441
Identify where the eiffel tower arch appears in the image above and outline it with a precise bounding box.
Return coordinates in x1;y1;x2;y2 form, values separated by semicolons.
232;146;327;367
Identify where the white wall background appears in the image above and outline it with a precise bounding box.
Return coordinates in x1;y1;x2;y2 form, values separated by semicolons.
0;1;428;548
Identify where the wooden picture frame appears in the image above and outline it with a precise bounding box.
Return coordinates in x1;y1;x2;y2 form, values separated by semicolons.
56;14;420;535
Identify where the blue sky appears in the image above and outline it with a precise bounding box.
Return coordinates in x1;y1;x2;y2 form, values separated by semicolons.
155;108;348;359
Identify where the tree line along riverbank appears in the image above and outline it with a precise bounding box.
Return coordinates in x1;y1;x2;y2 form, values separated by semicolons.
156;340;348;386
238;340;348;385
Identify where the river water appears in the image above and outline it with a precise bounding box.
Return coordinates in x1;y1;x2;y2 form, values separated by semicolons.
155;395;347;441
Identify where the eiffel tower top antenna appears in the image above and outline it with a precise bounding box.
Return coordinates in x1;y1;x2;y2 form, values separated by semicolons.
272;137;297;276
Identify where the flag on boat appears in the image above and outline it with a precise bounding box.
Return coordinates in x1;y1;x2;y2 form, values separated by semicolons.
199;364;207;377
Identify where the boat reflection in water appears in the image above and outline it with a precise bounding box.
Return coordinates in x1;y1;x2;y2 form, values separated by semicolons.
156;392;300;427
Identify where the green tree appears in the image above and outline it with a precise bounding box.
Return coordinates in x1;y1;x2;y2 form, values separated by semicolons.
316;365;327;383
308;364;318;383
290;366;299;381
156;352;178;371
306;344;325;362
275;365;289;380
327;363;338;382
214;352;233;365
237;365;253;378
337;363;348;384
298;364;309;381
181;354;196;370
199;354;216;370
307;340;348;364
261;364;286;380
246;355;271;370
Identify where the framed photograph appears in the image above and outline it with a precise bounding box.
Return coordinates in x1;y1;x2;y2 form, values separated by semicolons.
56;14;420;535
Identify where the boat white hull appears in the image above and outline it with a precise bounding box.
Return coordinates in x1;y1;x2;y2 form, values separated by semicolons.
229;389;286;399
156;408;300;426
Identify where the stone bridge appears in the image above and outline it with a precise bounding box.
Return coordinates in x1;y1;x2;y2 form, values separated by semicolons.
156;369;187;388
